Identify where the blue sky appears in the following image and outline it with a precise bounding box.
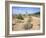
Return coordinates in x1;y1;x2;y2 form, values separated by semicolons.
12;7;40;14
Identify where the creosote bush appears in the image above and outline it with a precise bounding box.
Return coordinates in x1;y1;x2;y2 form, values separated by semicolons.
16;14;24;20
24;23;33;30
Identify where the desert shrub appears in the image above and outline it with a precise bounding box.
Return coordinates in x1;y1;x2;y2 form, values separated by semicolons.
16;14;24;20
23;14;25;16
24;23;33;30
27;17;32;22
28;14;31;16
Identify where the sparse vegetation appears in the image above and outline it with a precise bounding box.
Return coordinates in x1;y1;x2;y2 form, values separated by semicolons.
33;12;40;17
16;14;24;20
12;12;40;31
28;14;31;16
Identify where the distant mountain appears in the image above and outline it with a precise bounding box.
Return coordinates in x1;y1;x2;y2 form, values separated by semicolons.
12;12;40;16
34;12;40;15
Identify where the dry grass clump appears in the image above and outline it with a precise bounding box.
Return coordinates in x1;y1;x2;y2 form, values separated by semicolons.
24;23;33;30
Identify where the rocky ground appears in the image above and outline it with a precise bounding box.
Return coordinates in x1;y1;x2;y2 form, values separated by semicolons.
12;16;40;31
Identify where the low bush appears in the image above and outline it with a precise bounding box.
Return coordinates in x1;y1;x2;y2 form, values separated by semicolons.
16;14;24;20
24;23;33;30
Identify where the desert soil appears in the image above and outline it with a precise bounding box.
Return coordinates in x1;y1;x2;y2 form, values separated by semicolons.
12;16;40;31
